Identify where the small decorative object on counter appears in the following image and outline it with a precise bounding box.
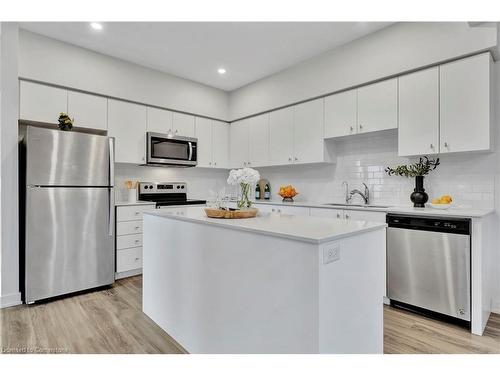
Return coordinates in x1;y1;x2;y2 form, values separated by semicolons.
256;178;270;200
58;112;74;131
385;156;440;208
278;185;298;202
226;167;260;209
124;180;138;202
264;182;271;200
429;194;453;209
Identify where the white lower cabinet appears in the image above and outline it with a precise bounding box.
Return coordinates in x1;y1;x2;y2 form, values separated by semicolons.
115;204;155;278
309;207;344;219
254;203;309;216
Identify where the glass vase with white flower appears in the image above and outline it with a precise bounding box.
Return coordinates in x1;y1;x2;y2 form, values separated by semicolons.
227;168;260;209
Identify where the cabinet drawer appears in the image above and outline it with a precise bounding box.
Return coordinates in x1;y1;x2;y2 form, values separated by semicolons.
116;233;142;250
116;247;142;273
116;205;155;222
117;220;143;236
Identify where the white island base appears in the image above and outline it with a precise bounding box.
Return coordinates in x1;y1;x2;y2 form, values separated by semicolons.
143;207;386;354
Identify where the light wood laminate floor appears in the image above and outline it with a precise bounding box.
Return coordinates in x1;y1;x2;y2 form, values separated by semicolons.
2;276;500;354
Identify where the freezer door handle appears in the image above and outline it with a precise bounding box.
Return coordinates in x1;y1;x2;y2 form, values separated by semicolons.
109;188;115;236
109;137;115;185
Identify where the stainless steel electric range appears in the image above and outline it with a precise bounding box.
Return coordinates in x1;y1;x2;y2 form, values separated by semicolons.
138;182;206;208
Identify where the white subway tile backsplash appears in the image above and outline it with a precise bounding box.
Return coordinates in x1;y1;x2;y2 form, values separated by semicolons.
258;132;496;209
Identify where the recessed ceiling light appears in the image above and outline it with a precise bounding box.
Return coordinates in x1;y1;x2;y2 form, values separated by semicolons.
217;68;226;75
90;22;103;31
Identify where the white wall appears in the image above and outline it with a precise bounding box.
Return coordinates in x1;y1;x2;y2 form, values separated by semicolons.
0;22;20;308
18;30;230;121
229;22;497;120
115;164;228;202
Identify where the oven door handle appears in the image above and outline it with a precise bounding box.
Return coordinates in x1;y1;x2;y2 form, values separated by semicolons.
188;142;193;161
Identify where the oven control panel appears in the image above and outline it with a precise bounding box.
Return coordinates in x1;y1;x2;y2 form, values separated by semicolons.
138;182;187;194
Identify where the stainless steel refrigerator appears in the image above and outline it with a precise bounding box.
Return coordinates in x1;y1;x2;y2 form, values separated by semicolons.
20;125;115;303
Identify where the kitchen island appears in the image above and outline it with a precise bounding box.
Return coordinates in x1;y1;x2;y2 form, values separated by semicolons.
142;207;387;353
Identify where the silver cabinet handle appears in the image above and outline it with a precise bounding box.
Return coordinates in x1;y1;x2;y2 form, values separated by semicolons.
336;213;341;218
168;128;172;133
294;157;298;161
247;161;251;165
359;124;363;131
134;226;140;230
271;208;275;212
214;161;217;166
350;126;354;132
345;214;350;219
209;161;212;165
243;162;247;166
135;257;140;261
444;142;449;148
430;144;434;149
135;211;140;216
277;209;281;213
175;129;178;134
135;239;140;243
288;156;292;161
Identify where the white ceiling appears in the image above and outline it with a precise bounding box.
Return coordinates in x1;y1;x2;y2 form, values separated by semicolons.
20;22;393;91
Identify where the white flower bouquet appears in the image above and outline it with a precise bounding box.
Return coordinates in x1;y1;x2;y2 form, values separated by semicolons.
227;167;260;209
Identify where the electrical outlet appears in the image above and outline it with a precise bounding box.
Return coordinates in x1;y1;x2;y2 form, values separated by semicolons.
323;244;340;264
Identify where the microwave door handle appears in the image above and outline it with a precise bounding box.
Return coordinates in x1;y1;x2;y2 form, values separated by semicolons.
188;142;193;161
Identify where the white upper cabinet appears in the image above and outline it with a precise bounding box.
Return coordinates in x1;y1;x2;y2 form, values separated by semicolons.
195;117;213;168
108;99;147;164
398;67;439;156
172;112;195;137
229;119;250;168
440;53;492;153
249;113;270;167
324;89;357;138
147;107;173;134
212;121;230;169
294;98;324;164
67;91;107;131
357;78;398;133
269;107;294;166
20;81;67;124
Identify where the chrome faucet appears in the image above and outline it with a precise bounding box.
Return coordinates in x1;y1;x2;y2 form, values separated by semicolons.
342;181;351;204
349;183;370;205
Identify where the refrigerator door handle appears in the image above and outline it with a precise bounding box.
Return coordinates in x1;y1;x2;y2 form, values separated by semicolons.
109;188;115;236
109;137;115;185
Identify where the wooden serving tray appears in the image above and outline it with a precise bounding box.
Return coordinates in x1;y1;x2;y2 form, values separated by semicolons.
204;207;258;219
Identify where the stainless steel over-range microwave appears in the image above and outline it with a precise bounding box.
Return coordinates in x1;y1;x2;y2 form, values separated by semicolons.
145;132;197;167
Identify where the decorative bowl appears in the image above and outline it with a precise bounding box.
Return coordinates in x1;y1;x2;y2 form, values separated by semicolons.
278;185;298;202
204;207;258;219
428;203;452;210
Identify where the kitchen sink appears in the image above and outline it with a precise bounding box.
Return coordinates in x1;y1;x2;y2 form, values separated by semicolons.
323;203;389;209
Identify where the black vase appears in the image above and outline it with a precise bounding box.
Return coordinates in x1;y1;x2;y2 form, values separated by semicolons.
410;175;428;208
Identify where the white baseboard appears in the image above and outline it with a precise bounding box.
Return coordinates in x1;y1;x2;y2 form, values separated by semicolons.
115;268;142;280
0;292;22;308
492;299;500;314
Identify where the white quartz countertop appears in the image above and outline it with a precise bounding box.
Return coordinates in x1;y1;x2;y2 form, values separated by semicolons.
144;207;387;244
251;199;494;218
115;200;156;207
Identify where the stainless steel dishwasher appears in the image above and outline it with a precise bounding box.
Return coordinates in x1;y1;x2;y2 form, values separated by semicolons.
386;214;471;325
